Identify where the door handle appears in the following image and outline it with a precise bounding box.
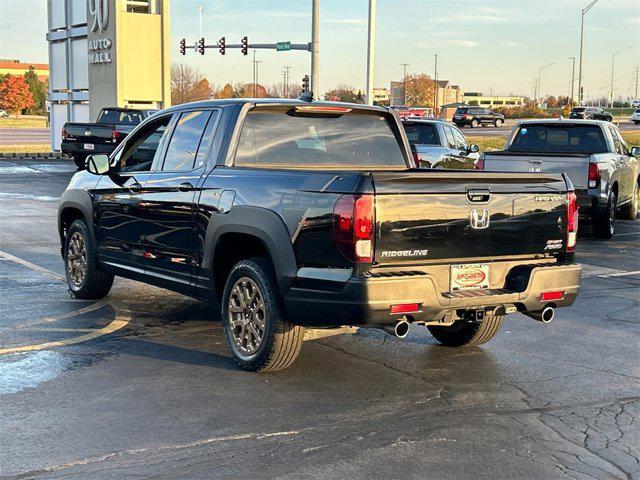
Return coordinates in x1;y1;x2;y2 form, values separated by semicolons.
177;182;194;192
128;182;142;192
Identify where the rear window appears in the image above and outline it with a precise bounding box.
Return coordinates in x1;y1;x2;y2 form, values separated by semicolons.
99;109;144;125
571;108;586;113
454;108;468;114
234;107;407;168
510;125;608;153
403;123;439;145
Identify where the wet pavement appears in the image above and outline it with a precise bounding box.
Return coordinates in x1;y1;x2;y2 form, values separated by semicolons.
1;159;639;479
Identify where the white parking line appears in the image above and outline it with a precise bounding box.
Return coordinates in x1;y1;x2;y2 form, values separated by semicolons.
597;270;640;278
0;250;64;281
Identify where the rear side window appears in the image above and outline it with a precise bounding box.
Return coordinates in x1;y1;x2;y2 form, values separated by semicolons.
403;123;439;145
161;110;212;171
234;107;406;168
99;109;144;125
510;125;607;153
454;108;468;115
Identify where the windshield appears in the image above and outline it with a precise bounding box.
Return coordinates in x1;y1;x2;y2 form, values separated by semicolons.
510;124;608;153
99;109;144;125
403;123;440;145
235;107;407;169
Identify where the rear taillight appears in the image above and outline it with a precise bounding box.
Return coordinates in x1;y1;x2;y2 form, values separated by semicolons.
566;191;579;252
61;127;66;140
475;157;484;170
588;163;600;189
112;129;122;142
412;152;423;167
333;194;374;262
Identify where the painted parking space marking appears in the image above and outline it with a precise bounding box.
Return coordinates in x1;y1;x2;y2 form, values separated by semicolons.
10;301;108;330
0;249;64;281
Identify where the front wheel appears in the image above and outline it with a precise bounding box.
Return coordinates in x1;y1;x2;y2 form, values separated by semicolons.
621;181;639;220
428;315;503;347
222;258;304;372
470;119;479;128
65;219;114;299
494;119;503;127
592;191;617;239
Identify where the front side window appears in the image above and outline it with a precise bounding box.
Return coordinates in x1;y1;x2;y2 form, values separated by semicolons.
234;107;406;168
118;116;172;172
510;125;608;153
161;110;212;171
403;123;439;145
451;127;468;150
442;125;456;149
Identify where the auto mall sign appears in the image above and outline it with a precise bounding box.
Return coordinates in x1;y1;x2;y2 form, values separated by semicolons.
88;0;112;64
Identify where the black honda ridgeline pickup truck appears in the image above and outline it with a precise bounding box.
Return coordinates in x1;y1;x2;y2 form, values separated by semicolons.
58;99;582;371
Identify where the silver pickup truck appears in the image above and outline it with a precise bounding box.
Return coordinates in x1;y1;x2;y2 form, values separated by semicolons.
482;119;639;238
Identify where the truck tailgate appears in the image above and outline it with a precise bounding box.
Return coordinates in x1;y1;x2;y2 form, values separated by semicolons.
483;151;590;190
372;171;568;265
64;123;115;144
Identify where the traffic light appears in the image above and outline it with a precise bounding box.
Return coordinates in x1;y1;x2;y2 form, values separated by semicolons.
179;38;186;55
218;37;226;55
198;37;205;55
241;36;248;56
302;75;310;93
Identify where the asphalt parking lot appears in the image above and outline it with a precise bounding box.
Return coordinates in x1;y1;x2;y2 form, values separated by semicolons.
1;159;639;479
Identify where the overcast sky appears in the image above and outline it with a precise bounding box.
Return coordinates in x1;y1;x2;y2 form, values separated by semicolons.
0;0;638;99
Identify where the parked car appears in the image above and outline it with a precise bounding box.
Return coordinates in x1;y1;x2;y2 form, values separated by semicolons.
402;118;480;169
0;109;9;118
481;119;639;238
569;106;613;122
453;106;505;128
631;108;640;125
58;99;582;372
61;107;157;169
631;100;640;108
391;105;426;118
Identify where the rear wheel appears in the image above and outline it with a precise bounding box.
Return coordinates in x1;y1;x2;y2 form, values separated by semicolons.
428;316;503;347
73;155;86;170
494;119;503;127
65;219;114;299
470;119;479;128
621;181;639;220
593;191;617;239
221;258;304;372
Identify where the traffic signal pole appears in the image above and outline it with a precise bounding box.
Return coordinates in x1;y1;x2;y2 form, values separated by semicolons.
310;0;319;98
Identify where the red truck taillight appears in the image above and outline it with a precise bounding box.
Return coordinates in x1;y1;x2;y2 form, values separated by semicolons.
112;129;121;142
412;152;423;167
566;192;579;252
588;163;600;188
333;194;374;262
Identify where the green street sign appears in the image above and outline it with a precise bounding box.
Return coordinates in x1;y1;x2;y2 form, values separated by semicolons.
276;41;291;52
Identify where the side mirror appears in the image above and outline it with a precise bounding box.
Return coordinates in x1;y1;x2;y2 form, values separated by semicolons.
630;146;640;157
468;144;480;153
85;154;110;175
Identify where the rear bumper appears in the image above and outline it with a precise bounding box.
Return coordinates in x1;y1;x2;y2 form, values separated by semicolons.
284;263;582;327
61;141;117;158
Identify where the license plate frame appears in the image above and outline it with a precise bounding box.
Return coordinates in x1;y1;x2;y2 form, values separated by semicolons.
450;263;490;291
84;143;95;150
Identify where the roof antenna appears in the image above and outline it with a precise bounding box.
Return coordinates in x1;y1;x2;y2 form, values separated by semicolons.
297;91;314;102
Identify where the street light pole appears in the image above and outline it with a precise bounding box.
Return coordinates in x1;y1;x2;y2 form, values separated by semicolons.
310;0;319;98
401;63;409;105
578;0;598;105
433;54;438;116
365;0;376;105
197;5;203;40
610;47;632;108
569;57;576;107
537;62;556;105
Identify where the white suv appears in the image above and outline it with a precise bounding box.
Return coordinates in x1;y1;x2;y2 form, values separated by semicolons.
631;108;640;125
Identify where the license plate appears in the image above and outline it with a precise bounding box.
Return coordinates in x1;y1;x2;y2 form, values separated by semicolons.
450;263;490;291
84;143;94;150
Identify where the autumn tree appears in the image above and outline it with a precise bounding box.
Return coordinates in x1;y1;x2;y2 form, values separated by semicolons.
0;75;35;116
323;85;363;103
215;83;234;99
23;66;47;115
404;74;436;108
170;64;213;104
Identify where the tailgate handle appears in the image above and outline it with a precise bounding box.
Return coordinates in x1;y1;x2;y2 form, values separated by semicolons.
467;189;491;203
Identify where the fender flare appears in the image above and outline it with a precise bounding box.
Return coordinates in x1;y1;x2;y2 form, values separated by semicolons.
58;189;95;252
202;205;297;295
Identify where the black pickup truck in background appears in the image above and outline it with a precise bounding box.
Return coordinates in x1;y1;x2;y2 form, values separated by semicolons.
58;99;582;372
61;107;157;169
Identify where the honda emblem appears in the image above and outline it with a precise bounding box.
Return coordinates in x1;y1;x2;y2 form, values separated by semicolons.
469;208;490;229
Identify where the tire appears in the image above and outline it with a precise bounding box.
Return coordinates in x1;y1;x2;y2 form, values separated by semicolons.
428;315;503;347
621;181;639;220
494;119;503;127
592;191;617;239
470;119;479;128
221;258;304;372
64;219;114;299
73;155;86;170
634;121;639;125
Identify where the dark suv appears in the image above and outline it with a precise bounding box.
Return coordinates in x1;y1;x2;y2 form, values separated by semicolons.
569;107;613;122
453;106;505;128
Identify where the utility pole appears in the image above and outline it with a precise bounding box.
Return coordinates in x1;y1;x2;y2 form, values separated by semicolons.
365;0;376;105
197;5;203;40
610;47;632;108
310;0;319;98
433;54;438;116
401;63;409;105
569;57;576;107
578;0;599;106
252;51;262;97
533;78;538;103
284;66;292;97
635;66;639;100
537;62;556;106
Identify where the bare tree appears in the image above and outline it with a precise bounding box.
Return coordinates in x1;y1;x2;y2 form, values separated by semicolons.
171;64;209;105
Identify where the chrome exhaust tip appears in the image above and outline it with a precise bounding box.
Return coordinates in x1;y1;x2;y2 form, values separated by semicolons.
382;320;410;338
526;306;555;323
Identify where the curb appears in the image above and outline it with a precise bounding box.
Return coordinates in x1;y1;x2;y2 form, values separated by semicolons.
0;152;72;161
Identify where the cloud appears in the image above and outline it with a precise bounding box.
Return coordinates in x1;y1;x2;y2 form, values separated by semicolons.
448;40;480;48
